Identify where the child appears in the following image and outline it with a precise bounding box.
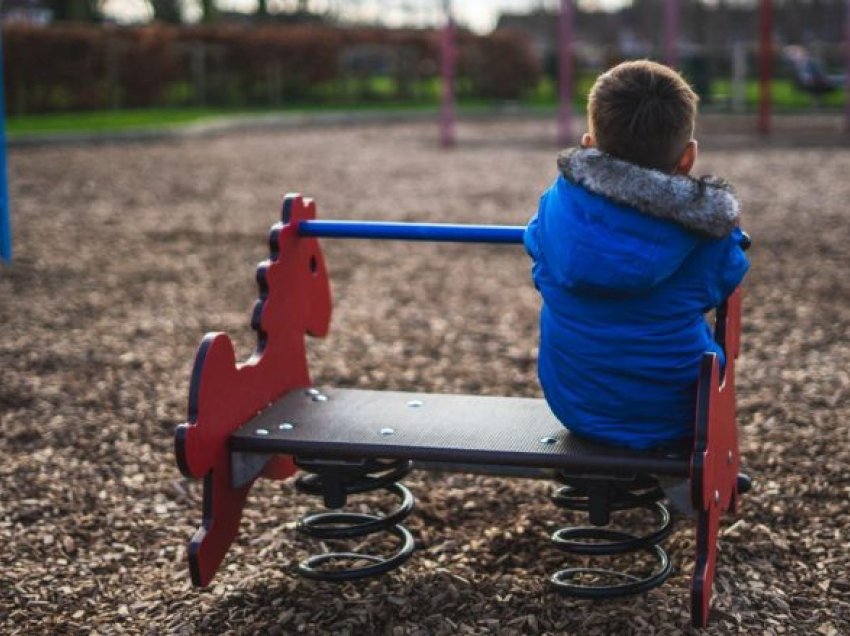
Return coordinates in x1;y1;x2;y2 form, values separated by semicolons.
524;60;749;451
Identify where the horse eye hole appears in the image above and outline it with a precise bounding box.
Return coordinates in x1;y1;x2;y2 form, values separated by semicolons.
309;255;318;275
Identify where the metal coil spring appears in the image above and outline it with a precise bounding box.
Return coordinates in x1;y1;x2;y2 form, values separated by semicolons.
549;473;675;599
293;457;415;582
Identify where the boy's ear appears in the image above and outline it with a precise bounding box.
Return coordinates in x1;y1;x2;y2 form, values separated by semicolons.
580;133;595;148
675;140;698;175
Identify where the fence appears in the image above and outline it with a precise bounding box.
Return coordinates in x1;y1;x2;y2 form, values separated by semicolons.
3;24;540;114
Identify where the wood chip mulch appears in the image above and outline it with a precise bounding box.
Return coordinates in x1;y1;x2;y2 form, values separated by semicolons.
1;121;848;634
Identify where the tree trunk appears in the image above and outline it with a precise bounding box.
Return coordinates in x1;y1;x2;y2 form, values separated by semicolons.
47;0;100;21
149;0;182;23
200;0;218;23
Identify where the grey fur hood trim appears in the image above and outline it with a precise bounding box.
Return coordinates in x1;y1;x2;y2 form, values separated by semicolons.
557;147;740;238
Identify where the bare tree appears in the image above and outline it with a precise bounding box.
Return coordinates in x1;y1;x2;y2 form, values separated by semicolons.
200;0;218;23
46;0;101;21
148;0;182;23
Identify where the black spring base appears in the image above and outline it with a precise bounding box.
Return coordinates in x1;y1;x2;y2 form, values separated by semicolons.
293;457;415;582
549;473;675;599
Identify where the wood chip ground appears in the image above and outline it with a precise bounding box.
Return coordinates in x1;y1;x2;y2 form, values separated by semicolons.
1;120;849;634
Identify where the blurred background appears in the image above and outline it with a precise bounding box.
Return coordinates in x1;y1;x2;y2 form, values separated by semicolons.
3;3;850;634
3;0;848;136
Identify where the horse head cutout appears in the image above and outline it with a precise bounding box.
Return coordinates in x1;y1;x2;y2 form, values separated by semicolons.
174;193;331;585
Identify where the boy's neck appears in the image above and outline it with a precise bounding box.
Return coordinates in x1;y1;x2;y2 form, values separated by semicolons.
580;134;698;177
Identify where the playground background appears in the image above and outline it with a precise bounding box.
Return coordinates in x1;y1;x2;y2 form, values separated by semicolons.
2;0;850;633
1;118;849;633
4;0;850;139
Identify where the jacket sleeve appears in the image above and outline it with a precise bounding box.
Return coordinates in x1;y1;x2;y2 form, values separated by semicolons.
524;212;541;260
525;187;556;291
707;226;750;307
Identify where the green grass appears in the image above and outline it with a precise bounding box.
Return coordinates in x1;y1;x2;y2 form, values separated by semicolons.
6;108;223;135
6;102;445;136
711;78;847;109
8;76;846;137
526;75;596;108
528;74;847;110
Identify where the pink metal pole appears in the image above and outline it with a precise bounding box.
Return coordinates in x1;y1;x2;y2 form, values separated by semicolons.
439;0;456;148
557;0;573;146
664;0;679;68
845;0;850;132
758;0;773;135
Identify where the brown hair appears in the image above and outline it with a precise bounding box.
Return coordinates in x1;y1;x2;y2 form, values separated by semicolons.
587;60;698;172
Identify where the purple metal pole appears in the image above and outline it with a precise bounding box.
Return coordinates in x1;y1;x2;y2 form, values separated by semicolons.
758;0;773;135
664;0;679;68
440;0;456;148
557;0;574;147
845;0;850;132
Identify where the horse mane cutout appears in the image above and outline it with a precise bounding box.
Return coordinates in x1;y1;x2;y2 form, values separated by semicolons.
174;193;332;586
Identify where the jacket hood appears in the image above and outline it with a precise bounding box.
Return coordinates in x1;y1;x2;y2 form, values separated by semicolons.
557;147;740;239
527;150;741;295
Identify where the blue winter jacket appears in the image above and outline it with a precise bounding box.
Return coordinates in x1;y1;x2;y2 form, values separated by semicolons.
524;148;750;450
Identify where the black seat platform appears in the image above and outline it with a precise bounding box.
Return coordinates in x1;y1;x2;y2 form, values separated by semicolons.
229;388;690;478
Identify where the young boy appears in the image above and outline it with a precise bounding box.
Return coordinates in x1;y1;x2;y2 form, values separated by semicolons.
524;60;749;451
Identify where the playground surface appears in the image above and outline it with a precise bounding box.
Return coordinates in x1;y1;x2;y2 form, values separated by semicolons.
1;120;848;634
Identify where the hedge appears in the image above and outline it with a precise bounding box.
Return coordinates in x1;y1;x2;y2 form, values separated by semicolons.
3;23;540;114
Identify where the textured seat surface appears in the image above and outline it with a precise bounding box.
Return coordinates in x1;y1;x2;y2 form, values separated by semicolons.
229;388;691;477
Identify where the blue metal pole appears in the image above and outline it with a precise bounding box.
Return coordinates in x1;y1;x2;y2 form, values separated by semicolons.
0;29;10;264
298;220;525;244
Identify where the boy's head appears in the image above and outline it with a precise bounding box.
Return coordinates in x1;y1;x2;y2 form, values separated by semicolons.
584;60;699;174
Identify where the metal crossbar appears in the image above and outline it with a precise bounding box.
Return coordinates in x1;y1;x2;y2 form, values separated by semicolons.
297;220;525;244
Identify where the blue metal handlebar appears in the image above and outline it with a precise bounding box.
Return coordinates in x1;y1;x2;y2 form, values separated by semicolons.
298;221;753;251
298;220;525;244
